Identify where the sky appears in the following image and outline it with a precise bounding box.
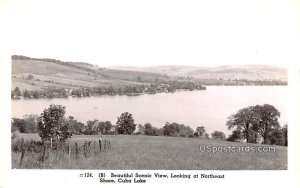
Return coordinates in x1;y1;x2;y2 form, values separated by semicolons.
0;0;300;68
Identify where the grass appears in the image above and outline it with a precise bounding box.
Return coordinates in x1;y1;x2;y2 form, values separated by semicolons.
12;133;287;170
12;59;169;91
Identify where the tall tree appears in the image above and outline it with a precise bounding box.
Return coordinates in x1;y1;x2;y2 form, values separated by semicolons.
227;104;281;144
104;121;113;134
37;104;73;142
226;106;258;143
23;89;30;98
163;122;180;136
67;116;84;135
14;87;21;96
252;104;281;144
116;112;136;134
195;126;206;137
96;121;113;134
144;123;154;135
86;120;99;135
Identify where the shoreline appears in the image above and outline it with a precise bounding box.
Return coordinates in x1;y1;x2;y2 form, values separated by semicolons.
11;84;288;100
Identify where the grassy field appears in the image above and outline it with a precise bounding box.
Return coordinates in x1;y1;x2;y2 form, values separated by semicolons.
12;133;287;170
12;59;169;91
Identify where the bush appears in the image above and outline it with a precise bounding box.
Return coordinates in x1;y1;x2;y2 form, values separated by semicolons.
226;130;242;142
67;116;85;135
269;128;285;146
162;122;194;137
11;139;44;153
11;115;38;133
11;118;26;133
144;123;158;136
211;131;226;140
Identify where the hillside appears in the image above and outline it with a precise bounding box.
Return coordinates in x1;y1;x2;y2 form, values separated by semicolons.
11;55;287;97
110;65;288;83
11;55;171;92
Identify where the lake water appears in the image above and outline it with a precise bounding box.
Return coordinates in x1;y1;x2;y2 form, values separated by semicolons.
11;86;288;135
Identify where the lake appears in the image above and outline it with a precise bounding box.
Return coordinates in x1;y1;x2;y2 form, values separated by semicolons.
11;86;288;135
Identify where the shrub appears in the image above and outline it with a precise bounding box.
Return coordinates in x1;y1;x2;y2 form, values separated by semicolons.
11;115;38;133
163;122;194;137
269;128;285;146
12;139;45;153
211;131;226;140
226;130;243;142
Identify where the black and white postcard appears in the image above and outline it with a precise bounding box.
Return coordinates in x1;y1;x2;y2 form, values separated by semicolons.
1;0;300;187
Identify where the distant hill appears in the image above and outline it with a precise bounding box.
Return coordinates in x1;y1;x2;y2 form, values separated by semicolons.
11;55;287;93
11;55;171;92
109;65;287;82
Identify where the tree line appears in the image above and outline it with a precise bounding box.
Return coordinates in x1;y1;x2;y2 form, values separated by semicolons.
11;104;287;146
12;55;94;72
11;87;69;99
11;104;225;142
11;79;206;99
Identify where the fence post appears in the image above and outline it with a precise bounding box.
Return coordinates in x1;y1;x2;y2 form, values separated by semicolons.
61;144;65;159
84;141;87;158
99;139;101;152
104;139;106;150
75;142;79;159
93;141;96;155
20;138;24;152
68;143;71;159
41;145;47;162
19;146;27;168
87;141;92;155
48;139;53;166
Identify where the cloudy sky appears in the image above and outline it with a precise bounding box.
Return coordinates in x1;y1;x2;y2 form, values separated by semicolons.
1;0;299;67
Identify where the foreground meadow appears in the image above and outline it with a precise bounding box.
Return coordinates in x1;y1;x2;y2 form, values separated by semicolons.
12;134;287;170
